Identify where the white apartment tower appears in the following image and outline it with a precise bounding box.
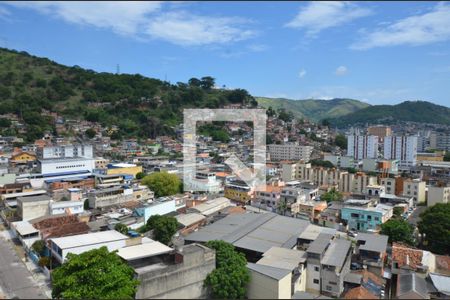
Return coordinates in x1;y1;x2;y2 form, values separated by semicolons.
384;135;418;167
346;135;379;160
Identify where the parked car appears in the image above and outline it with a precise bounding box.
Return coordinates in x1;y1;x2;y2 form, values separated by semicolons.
351;262;363;270
348;231;358;238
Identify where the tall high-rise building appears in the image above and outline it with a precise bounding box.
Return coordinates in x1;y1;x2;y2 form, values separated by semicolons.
384;135;418;167
346;135;379;160
367;125;392;143
429;132;450;151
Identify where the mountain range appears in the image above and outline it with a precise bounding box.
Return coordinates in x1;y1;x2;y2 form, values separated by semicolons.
256;97;450;127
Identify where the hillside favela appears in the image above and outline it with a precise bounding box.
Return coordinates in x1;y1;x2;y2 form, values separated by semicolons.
1;1;450;300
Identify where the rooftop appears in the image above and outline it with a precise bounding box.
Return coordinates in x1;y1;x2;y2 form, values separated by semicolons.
357;232;388;253
12;221;39;236
50;230;128;249
175;213;206;227
321;238;351;267
429;273;450;296
299;224;336;241
18;194;52;203
117;240;173;261
306;233;334;255
247;262;291;280
257;246;306;270
397;272;429;299
186;212;310;254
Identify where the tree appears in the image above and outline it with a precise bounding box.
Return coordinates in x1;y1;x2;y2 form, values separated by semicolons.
52;247;139;299
135;172;145;180
321;188;343;203
200;76;215;90
146;215;178;245
380;219;414;245
188;77;201;87
204;240;250;299
85;128;96;139
418;203;450;254
32;240;45;256
444;152;450;162
393;206;404;218
334;134;347;150
141;172;181;198
114;223;129;235
38;256;51;268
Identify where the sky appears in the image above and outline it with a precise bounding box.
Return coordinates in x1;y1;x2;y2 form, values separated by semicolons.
0;1;450;106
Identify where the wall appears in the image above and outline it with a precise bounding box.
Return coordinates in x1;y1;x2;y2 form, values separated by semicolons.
143;200;176;223
135;244;215;299
20;200;50;221
247;268;290;299
106;166;143;178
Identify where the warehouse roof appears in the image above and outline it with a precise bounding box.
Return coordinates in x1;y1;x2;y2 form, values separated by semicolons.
185;212;310;254
175;213;206;227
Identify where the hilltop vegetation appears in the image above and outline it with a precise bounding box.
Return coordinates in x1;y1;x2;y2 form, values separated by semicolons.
256;96;370;122
0;47;256;142
328;100;450;127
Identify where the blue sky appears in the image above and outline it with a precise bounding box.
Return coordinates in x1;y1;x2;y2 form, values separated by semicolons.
1;1;450;106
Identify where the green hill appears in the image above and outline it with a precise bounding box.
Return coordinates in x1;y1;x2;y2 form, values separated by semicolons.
0;48;256;142
328;100;450;127
256;96;370;122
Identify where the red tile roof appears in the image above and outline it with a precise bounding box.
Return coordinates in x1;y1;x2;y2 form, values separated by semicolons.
392;242;423;270
344;286;378;299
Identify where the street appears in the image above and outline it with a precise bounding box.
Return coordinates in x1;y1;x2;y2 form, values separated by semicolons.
0;231;47;299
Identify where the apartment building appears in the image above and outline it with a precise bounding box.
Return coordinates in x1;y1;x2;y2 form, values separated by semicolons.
402;178;426;204
427;186;450;207
380;175;404;195
305;234;352;297
268;143;313;161
384;135;418;167
367;125;392;143
224;179;254;204
429;132;450;151
347;135;379;160
88;185;153;209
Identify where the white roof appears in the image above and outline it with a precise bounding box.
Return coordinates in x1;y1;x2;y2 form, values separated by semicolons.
112;163;137;168
117;240;173;261
175;213;206;227
51;230;128;249
190;197;231;216
12;221;39;236
257;246;306;270
429;273;450;295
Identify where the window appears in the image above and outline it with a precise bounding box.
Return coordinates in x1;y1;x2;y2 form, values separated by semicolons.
374;217;379;221
314;266;319;272
367;215;372;220
313;279;320;284
326;286;332;291
329;281;337;285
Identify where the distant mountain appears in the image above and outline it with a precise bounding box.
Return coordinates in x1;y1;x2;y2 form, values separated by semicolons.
256;97;370;122
328;100;450;127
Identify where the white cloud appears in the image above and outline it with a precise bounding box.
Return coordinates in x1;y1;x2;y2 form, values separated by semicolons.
351;3;450;50
0;5;11;20
146;11;256;46
7;1;162;36
298;69;307;78
4;1;255;46
335;66;347;76
285;1;372;36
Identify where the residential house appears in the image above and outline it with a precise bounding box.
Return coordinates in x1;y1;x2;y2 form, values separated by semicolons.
341;204;393;232
355;233;388;276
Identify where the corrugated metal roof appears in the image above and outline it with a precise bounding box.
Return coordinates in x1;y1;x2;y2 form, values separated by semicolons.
321;238;351;267
186;212;310;254
429;273;450;295
357;232;388;253
247;262;291;280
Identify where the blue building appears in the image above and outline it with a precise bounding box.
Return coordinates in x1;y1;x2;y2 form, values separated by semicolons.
341;204;393;232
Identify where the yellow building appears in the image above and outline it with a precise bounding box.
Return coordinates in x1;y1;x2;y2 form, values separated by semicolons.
224;180;254;204
10;152;37;165
106;163;143;178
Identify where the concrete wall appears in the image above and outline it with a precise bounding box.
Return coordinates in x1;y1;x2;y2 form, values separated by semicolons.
306;261;321;294
135;244;215;299
246;268;291;299
19;200;50;221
